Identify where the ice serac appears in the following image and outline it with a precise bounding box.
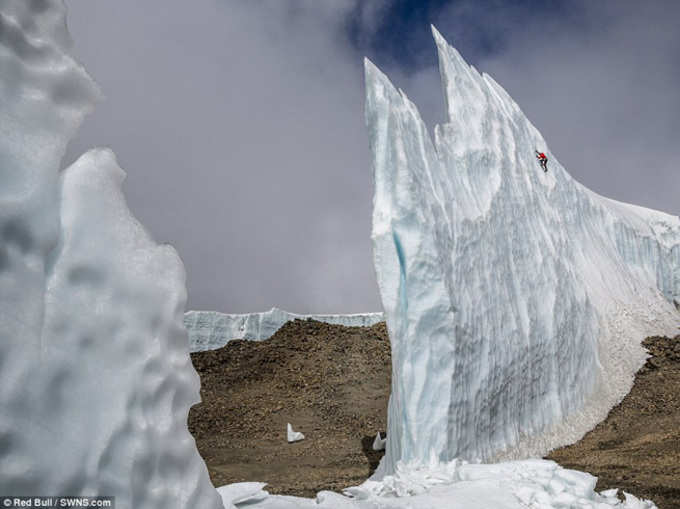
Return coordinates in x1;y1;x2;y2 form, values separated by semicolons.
0;2;222;508
365;27;680;476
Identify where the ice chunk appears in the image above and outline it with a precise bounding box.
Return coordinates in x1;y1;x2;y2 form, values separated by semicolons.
372;432;386;451
287;423;305;443
623;492;656;509
217;482;269;508
365;27;680;475
0;2;221;507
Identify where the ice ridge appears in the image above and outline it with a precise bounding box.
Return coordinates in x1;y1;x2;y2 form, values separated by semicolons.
365;26;680;476
185;308;384;351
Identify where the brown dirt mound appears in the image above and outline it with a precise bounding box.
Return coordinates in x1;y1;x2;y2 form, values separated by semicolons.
188;319;390;497
189;322;680;506
547;335;680;509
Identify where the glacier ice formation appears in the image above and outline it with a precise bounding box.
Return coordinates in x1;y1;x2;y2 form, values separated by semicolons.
0;2;222;507
366;27;680;476
185;308;384;351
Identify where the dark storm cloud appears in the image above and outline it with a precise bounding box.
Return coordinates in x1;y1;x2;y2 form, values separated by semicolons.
64;1;679;314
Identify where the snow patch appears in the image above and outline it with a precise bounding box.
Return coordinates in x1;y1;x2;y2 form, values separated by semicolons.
217;459;657;508
217;482;269;508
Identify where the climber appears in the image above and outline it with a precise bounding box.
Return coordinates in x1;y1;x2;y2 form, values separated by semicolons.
535;150;548;172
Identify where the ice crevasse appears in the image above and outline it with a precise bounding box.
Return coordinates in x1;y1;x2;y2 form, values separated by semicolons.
0;2;223;508
366;27;680;476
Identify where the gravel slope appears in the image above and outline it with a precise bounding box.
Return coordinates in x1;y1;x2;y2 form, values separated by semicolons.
189;319;390;497
547;335;680;508
189;320;679;506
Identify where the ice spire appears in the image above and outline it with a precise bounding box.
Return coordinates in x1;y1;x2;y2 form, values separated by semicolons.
366;27;680;476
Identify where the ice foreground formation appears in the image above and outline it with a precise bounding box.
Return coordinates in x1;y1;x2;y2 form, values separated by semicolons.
0;2;222;507
216;459;658;508
185;308;383;351
366;27;680;475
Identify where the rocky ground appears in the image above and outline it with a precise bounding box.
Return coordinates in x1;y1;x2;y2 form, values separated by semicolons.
189;321;680;506
189;319;390;497
547;335;680;508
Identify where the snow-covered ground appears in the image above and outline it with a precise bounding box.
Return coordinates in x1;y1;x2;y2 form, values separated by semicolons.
217;459;656;508
185;308;383;351
0;2;676;508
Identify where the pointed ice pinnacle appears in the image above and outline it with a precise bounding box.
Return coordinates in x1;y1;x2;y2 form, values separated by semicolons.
365;26;680;477
287;423;305;443
372;432;386;451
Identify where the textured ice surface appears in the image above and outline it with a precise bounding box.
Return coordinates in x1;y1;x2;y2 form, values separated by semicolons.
0;2;222;507
365;27;680;475
185;308;383;351
215;459;657;508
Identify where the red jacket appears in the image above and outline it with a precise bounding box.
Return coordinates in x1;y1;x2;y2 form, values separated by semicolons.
537;152;547;160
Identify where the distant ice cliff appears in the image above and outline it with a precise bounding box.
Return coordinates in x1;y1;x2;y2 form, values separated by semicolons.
185;308;384;351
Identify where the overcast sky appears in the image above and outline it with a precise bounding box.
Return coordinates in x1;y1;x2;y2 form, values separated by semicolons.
63;0;679;314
